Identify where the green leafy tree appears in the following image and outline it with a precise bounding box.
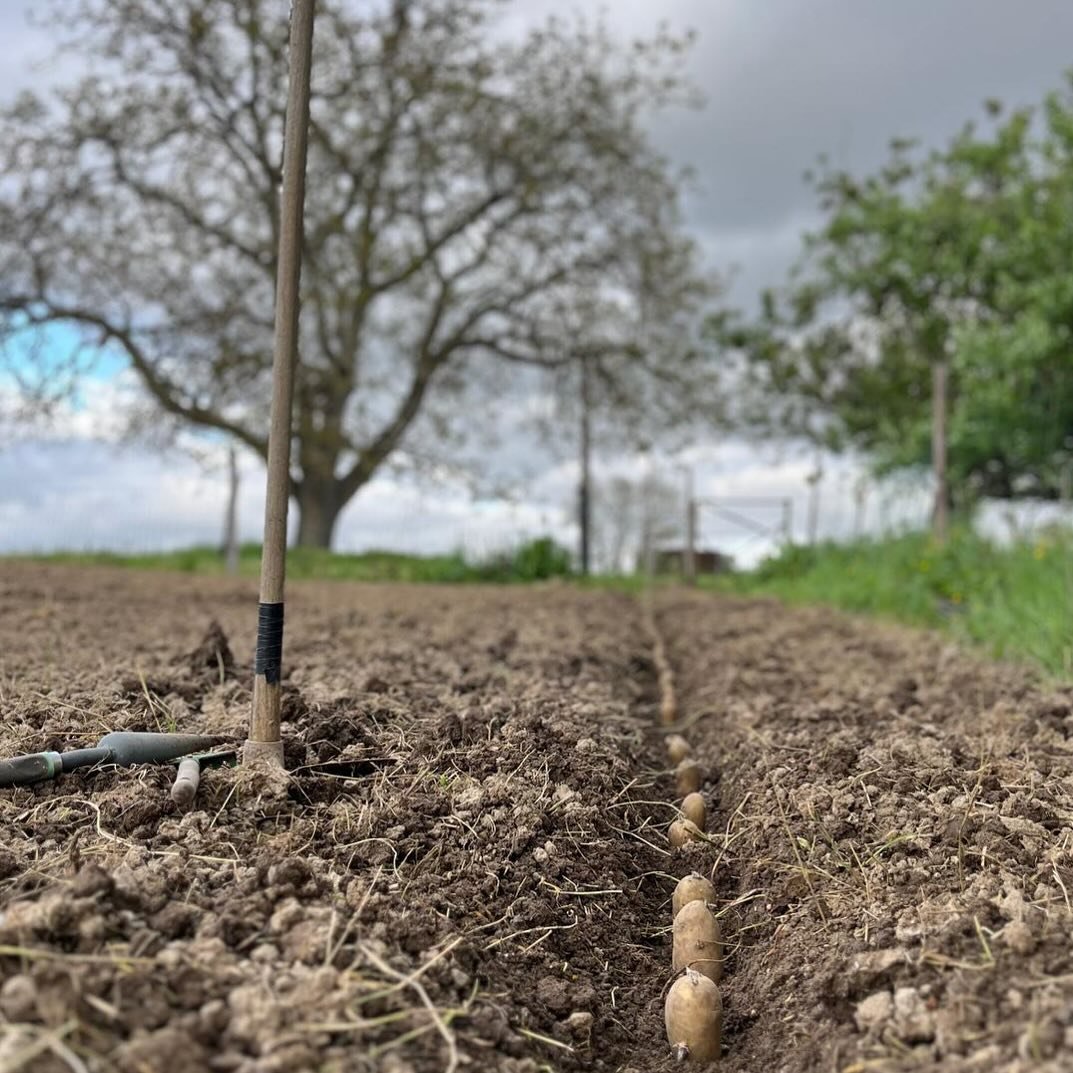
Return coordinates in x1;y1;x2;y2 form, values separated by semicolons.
0;0;710;547
953;85;1073;500
712;87;1073;514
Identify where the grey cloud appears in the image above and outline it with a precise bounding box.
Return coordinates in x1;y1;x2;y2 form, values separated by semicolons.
8;0;1073;298
651;0;1073;234
517;0;1073;297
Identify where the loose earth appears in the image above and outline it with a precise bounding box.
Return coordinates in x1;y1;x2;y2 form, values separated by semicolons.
0;565;1070;1072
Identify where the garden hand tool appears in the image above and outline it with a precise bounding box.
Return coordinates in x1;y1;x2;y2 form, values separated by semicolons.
0;731;222;788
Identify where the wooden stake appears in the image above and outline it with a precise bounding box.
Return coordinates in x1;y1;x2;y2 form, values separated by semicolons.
245;0;316;768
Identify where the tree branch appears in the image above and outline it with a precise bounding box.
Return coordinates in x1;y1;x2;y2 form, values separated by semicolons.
7;296;269;459
337;277;453;500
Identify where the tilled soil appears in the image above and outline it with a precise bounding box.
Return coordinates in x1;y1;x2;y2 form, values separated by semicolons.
654;592;1073;1073
0;565;686;1073
0;566;1070;1072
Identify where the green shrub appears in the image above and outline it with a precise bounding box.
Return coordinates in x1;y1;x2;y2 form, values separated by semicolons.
508;536;574;580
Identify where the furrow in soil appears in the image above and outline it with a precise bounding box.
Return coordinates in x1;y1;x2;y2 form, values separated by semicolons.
654;589;1073;1073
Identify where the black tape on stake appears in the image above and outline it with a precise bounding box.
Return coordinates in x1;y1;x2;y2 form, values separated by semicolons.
254;602;284;684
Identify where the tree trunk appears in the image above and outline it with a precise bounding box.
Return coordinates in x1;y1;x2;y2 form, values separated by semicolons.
682;464;696;585
852;477;867;538
295;479;344;549
932;361;949;544
578;361;592;576
223;444;240;575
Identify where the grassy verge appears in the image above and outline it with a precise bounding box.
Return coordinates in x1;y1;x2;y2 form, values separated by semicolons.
17;529;1072;677
709;529;1073;678
10;536;575;584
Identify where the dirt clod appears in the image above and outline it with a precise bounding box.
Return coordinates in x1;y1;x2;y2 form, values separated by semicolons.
856;990;893;1032
188;619;235;677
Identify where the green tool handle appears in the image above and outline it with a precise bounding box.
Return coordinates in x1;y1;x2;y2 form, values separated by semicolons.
0;739;235;790
61;747;114;772
0;746;113;787
0;751;63;787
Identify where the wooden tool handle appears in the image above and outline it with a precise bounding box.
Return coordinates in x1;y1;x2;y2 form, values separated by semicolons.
170;758;201;809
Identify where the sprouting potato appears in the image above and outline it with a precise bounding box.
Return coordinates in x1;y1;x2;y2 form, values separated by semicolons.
672;899;722;983
668;818;704;849
675;758;702;797
665;967;722;1063
669;815;703;849
681;792;706;831
666;734;691;764
672;872;716;920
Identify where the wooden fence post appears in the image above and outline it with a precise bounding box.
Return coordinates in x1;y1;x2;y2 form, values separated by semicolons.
932;361;949;543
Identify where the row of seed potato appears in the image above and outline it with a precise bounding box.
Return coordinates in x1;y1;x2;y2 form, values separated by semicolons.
646;602;722;1065
665;729;722;1064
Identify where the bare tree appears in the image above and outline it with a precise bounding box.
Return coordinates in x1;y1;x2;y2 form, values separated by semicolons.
590;472;681;574
578;361;592;576
0;0;709;546
637;474;683;574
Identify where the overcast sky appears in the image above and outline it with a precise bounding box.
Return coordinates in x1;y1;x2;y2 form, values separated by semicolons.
3;1;1073;564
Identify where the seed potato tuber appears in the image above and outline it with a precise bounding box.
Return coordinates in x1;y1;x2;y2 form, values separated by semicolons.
672;899;722;983
675;759;702;797
672;873;716;920
681;792;706;831
668;818;704;849
665;967;722;1063
666;734;691;764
